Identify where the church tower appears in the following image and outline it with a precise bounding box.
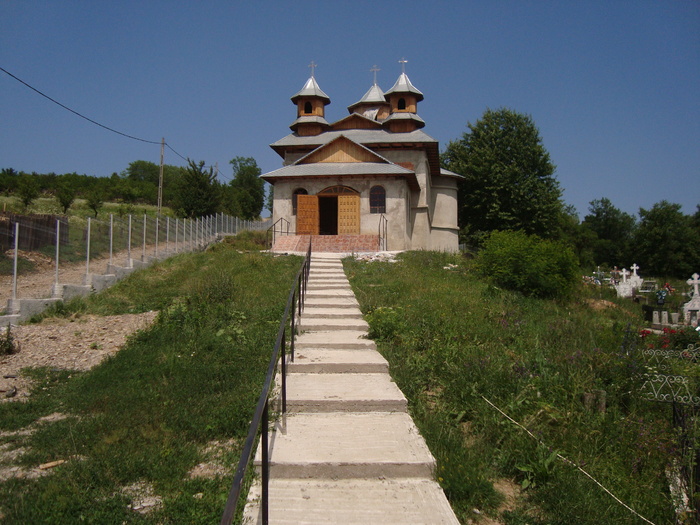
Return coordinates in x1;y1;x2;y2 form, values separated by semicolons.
383;59;425;133
347;65;391;121
290;62;331;137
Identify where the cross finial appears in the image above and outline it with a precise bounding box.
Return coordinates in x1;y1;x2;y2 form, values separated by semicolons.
370;65;380;85
308;60;317;78
621;268;629;282
399;57;408;74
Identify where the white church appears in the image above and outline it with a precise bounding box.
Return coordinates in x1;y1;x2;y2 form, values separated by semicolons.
263;62;460;253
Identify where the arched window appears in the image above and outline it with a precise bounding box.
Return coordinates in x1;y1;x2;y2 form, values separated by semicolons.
292;188;308;215
304;101;312;114
398;98;406;110
370;186;386;214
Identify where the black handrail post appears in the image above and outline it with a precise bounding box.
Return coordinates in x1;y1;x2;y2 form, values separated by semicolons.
281;329;287;414
290;290;296;362
262;400;269;525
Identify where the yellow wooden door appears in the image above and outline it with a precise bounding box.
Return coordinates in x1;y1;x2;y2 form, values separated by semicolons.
338;195;360;234
296;195;319;235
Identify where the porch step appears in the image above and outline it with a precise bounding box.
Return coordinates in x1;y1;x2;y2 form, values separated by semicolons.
271;235;379;253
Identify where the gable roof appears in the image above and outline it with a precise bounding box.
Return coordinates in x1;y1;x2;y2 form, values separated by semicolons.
261;134;419;189
329;113;383;131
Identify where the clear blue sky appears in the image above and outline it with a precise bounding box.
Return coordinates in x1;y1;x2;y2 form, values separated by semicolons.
2;1;698;219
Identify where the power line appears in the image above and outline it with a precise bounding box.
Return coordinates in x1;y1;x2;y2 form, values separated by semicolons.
2;65;231;180
1;66;161;145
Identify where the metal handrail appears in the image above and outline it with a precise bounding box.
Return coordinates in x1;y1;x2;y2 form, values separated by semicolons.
378;214;388;251
266;217;290;249
220;240;312;525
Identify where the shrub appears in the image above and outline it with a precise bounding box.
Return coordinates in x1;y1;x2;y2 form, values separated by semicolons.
474;230;579;299
0;325;18;355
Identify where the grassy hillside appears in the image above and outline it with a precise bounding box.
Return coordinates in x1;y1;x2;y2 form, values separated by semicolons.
0;234;301;524
345;251;697;524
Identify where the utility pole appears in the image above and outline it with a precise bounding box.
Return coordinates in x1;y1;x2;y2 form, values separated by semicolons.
157;137;164;215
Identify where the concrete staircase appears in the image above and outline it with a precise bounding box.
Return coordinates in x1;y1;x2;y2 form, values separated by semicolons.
243;254;459;524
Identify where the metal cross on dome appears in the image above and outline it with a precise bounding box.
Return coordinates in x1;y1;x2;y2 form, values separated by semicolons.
399;57;408;74
308;60;317;78
370;65;380;85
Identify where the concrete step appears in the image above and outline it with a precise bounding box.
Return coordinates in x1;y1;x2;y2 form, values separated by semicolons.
307;282;352;291
295;331;373;349
243;478;460;525
254;412;436;479
289;348;388;373
304;297;359;309
301;318;369;331
306;289;356;299
285;373;406;412
302;308;363;319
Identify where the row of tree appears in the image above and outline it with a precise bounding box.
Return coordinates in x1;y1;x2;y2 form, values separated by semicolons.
0;156;267;220
442;108;700;279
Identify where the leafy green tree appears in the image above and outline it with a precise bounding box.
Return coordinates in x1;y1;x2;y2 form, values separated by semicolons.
174;160;220;218
16;174;40;211
266;185;274;215
441;108;563;244
475;230;580;299
581;198;636;267
226;157;265;220
633;200;699;278
85;190;104;218
0;168;19;194
55;183;76;213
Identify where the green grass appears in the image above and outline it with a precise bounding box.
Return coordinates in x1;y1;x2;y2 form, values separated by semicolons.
0;237;301;524
345;251;692;524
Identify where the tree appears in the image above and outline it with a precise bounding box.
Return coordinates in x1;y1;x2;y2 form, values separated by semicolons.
85;190;104;218
266;185;274;215
633;200;699;278
174;160;220;218
55;183;76;213
226;157;265;220
441;108;563;244
16;174;40;211
581;198;636;267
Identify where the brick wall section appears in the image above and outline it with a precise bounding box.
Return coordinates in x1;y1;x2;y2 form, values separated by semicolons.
272;235;379;253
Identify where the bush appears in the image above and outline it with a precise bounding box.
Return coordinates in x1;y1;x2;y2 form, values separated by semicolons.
475;230;579;299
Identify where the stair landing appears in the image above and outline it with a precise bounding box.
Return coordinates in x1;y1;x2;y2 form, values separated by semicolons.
271;234;380;253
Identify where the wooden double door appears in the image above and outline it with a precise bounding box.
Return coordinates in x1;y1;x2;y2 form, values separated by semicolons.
297;193;360;235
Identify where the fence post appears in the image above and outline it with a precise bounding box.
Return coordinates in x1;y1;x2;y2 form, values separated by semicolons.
85;217;91;277
155;215;159;259
53;219;60;295
142;214;147;261
109;214;114;267
11;222;19;305
166;217;170;254
127;215;132;267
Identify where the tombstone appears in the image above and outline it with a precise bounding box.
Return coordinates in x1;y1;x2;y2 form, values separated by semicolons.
661;311;669;326
628;263;644;289
614;269;634;298
683;273;700;326
653;311;661;326
671;312;680;325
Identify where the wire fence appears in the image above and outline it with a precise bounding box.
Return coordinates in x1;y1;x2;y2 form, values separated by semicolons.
1;212;270;311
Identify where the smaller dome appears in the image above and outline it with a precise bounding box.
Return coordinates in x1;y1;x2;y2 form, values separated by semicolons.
385;72;424;101
291;76;330;104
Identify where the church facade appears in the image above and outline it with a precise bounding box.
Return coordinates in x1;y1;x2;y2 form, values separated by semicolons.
262;64;460;252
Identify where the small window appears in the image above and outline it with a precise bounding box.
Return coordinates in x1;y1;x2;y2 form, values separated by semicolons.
304;101;312;114
292;188;308;215
370;186;386;214
398;98;406;110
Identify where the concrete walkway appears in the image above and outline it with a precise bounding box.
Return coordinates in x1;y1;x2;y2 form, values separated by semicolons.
243;254;459;524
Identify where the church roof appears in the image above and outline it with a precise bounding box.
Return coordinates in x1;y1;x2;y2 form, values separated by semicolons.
385;72;424;101
347;83;388;112
271;128;437;152
291;76;331;104
382;112;426;128
262;162;414;179
290;115;330;129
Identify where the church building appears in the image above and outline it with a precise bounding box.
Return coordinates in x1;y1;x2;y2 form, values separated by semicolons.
262;62;461;253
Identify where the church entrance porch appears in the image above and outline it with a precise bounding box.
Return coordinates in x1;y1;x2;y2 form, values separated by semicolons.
271;234;380;253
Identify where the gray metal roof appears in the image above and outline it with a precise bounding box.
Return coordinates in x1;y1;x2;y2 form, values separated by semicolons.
385;73;424;101
440;168;465;179
290;77;331;104
347;84;388;111
289;115;330;129
262;162;414;179
271;128;438;149
382;112;426;128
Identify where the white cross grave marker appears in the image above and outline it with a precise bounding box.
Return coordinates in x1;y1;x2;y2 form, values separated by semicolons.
688;273;700;297
621;268;629;283
631;263;639;277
